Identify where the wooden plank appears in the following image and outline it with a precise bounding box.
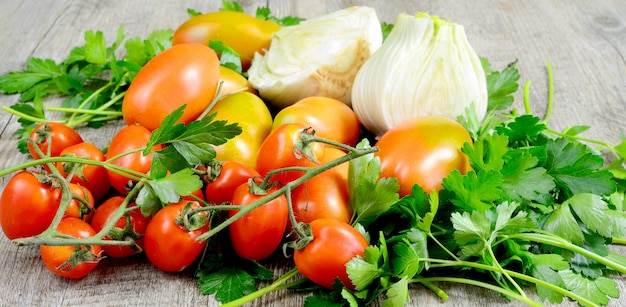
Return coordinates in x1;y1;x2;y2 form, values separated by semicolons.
0;0;624;306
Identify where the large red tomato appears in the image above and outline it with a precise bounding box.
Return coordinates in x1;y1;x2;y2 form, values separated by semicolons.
0;171;59;240
105;125;163;195
294;218;369;290
256;123;325;185
143;200;209;272
90;196;151;259
40;217;103;279
27;122;83;160
56;142;110;201
291;170;351;226
122;43;220;131
204;160;260;205
228;181;288;261
375;116;473;196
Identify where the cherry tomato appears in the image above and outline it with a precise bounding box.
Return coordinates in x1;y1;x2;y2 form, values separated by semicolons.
0;171;59;240
272;96;361;147
256;123;325;185
40;217;103;279
143;200;209;272
122;43;220;131
90;196;151;258
294;218;368;290
172;11;280;70
375;116;473;196
218;66;257;96
204;160;260;205
291;169;351;226
55;142;110;201
27;122;83;160
53;183;96;223
228;181;288;261
106;125;163;195
210;91;272;169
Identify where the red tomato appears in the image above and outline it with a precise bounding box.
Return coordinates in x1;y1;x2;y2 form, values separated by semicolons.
291;170;351;226
172;11;280;70
375;116;473;197
122;43;220;131
272;96;361;147
54;183;95;223
27;122;83;160
55;142;111;201
40;217;103;279
90;196;151;258
106;125;163;195
228;181;288;261
143;200;209;272
204;160;260;205
0;171;59;240
293;218;368;290
256;123;325;185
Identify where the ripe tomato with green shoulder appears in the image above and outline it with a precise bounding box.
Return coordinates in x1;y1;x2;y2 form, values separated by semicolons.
122;43;220;131
228;180;288;261
293;218;369;290
40;217;103;279
209;91;272;169
272;96;361;147
106;125;163;195
143;200;209;272
90;196;151;259
374;115;473;197
0;170;59;240
172;11;280;70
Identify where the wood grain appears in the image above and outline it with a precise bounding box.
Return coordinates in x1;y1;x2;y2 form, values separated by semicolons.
0;1;625;306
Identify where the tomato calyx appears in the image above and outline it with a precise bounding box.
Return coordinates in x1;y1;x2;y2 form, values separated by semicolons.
203;160;224;183
175;201;209;232
293;127;321;164
106;214;144;253
55;245;103;272
284;222;314;253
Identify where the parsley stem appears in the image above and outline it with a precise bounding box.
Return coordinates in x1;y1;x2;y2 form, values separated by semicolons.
423;258;600;307
220;267;301;307
523;80;532;115
46;106;123;116
412;276;542;306
506;232;626;274
1;105;53;124
543;60;554;124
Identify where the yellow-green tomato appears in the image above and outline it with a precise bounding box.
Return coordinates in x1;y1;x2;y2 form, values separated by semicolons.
218;66;257;97
210;91;272;169
172;11;280;70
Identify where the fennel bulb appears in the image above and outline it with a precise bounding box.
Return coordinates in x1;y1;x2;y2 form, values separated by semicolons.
247;6;383;108
351;13;488;137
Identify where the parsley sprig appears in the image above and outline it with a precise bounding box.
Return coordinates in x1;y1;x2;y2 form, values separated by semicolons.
0;27;173;153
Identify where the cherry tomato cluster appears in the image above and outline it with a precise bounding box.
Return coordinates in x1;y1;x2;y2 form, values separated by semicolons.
0;9;473;290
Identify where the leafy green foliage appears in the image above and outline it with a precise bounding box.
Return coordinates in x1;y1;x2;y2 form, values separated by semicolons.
0;26;173;153
348;139;399;226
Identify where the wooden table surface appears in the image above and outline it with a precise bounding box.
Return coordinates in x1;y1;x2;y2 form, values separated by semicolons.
1;1;625;306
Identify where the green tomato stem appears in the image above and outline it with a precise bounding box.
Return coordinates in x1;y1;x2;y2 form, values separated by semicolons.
196;145;378;242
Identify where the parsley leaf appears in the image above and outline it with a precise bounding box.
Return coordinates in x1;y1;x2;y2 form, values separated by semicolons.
485;59;520;112
559;269;619;306
348;139;399;226
146;105;242;178
543;138;616;198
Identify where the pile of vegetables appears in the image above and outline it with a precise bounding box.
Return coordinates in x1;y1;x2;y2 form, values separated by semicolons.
0;1;625;306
